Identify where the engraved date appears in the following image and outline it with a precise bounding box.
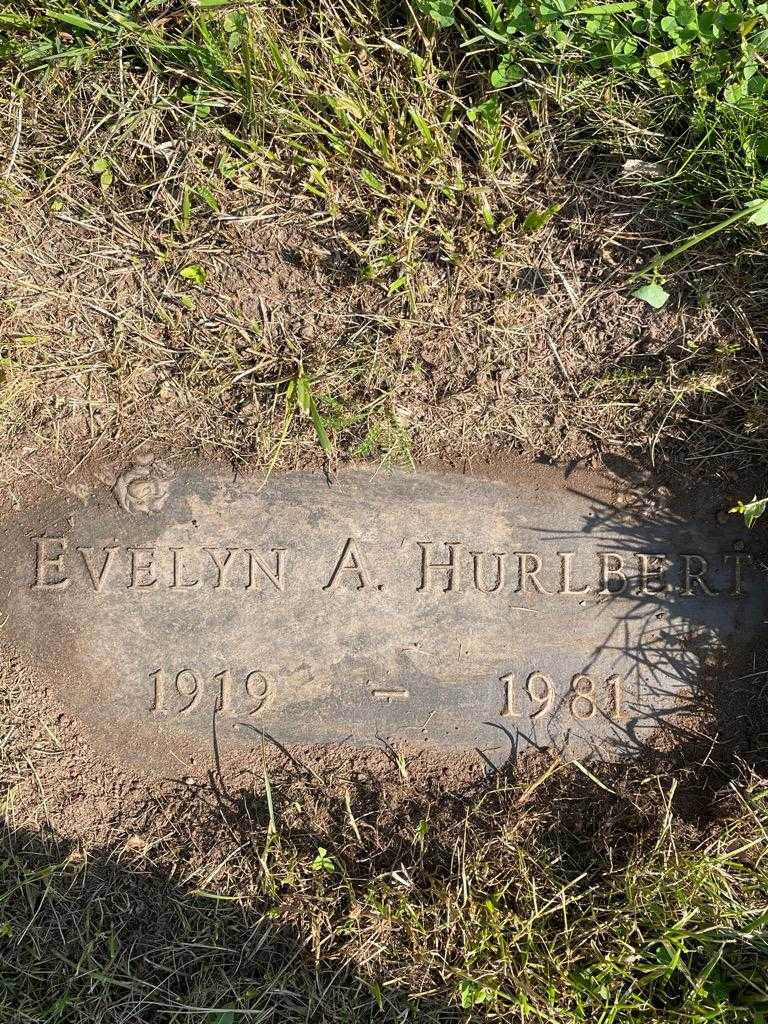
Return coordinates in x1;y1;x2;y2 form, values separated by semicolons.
150;667;271;716
500;671;626;723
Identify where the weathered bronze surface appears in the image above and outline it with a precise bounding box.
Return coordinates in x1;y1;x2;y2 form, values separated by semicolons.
0;460;763;773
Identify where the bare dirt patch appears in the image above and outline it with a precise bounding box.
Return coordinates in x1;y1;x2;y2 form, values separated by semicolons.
2;180;763;495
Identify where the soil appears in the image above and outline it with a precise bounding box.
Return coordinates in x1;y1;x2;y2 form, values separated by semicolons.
2;183;763;486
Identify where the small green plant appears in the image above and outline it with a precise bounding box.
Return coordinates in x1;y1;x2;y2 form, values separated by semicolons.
458;979;494;1008
490;53;524;87
631;197;768;303
311;847;336;873
91;157;112;193
290;370;332;456
179;264;207;288
415;0;456;28
632;282;671;309
521;202;562;234
730;495;768;526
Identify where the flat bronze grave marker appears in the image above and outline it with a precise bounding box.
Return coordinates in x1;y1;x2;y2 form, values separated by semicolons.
0;460;763;773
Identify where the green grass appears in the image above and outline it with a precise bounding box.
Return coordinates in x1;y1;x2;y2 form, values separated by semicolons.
3;758;768;1021
2;0;768;299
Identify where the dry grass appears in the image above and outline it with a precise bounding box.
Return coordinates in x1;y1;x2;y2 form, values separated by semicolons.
1;2;767;485
4;700;768;1022
1;123;766;488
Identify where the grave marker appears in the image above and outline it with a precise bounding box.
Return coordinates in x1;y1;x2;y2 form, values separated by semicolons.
1;460;762;772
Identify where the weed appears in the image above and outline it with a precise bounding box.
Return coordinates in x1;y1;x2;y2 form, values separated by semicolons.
180;264;207;288
730;494;768;525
